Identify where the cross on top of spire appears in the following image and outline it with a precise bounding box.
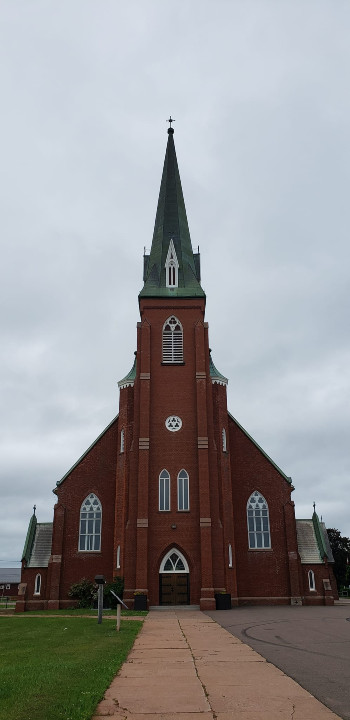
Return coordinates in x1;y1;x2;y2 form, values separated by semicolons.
167;116;175;134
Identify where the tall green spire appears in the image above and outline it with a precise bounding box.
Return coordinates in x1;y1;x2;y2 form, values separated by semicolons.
139;127;205;298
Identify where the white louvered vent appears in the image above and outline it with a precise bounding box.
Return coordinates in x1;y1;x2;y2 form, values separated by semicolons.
162;316;183;363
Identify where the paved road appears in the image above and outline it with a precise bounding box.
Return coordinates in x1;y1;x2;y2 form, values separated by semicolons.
207;604;350;720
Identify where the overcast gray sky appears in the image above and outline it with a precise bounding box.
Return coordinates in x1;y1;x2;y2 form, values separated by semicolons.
1;1;350;567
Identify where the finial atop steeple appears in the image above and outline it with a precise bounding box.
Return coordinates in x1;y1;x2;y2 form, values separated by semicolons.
313;501;316;513
33;504;36;516
167;116;175;134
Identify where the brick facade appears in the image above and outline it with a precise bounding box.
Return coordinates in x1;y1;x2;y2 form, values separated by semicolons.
17;128;336;611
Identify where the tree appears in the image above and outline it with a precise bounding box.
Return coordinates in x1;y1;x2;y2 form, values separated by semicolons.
327;528;350;589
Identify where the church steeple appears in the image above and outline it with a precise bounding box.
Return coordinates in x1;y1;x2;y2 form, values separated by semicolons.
140;125;205;298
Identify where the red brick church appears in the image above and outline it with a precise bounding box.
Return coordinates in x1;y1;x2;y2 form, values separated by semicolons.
17;126;337;611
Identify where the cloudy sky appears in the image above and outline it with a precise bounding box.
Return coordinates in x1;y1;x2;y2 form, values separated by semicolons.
1;1;350;567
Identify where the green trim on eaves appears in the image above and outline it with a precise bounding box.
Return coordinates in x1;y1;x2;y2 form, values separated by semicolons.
54;415;119;492
228;412;292;484
22;514;37;563
312;511;328;559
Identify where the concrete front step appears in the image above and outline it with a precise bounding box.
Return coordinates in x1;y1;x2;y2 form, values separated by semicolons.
149;605;200;611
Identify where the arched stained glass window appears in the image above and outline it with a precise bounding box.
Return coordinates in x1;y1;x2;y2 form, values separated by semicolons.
79;494;102;551
247;491;271;549
177;469;189;511
162;316;183;363
159;470;170;511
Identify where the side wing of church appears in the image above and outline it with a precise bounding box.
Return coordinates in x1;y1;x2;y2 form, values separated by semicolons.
17;127;337;611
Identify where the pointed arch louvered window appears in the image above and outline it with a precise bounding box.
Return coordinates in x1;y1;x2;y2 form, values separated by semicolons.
79;493;102;551
162;316;183;363
247;491;271;549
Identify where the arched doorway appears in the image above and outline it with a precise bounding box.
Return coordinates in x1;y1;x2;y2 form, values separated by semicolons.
159;549;190;605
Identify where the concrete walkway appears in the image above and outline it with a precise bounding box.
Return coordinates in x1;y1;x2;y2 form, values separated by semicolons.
92;609;342;720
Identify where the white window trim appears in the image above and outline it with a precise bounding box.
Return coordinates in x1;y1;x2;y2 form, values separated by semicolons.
228;543;233;568
308;569;316;591
247;491;271;550
159;548;189;573
162;316;183;364
222;428;227;452
159;469;170;511
120;428;125;453
165;239;179;288
78;493;102;552
116;545;121;569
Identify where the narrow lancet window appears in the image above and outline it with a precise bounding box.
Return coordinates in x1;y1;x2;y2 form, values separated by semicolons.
222;428;227;452
34;573;41;595
178;469;189;511
308;570;315;591
159;470;170;511
228;544;233;567
247;491;271;549
165;239;179;288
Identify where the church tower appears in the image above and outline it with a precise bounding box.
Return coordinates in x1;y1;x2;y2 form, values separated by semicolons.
116;125;233;609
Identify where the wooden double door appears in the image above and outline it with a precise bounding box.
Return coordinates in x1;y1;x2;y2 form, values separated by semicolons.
160;573;189;605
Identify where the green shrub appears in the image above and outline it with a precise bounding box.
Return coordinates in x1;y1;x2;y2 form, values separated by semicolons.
104;576;124;608
68;578;97;608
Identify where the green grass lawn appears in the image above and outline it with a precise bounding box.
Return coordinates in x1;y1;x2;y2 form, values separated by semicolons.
0;616;142;720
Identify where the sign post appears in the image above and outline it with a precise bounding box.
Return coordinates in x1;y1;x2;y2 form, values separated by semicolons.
110;590;128;632
94;575;106;624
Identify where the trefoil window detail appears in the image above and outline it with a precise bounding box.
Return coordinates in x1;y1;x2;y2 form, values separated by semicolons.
165;415;182;432
34;573;41;595
177;469;189;511
165;239;179;288
159;469;170;511
308;569;315;591
247;491;271;549
79;493;102;551
162;316;183;363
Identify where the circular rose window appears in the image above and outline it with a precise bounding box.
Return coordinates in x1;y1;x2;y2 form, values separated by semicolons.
165;416;182;432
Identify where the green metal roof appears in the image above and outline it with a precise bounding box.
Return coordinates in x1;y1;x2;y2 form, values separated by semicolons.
139;129;205;299
22;513;37;564
312;511;329;560
118;354;137;388
209;351;228;385
228;412;292;484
